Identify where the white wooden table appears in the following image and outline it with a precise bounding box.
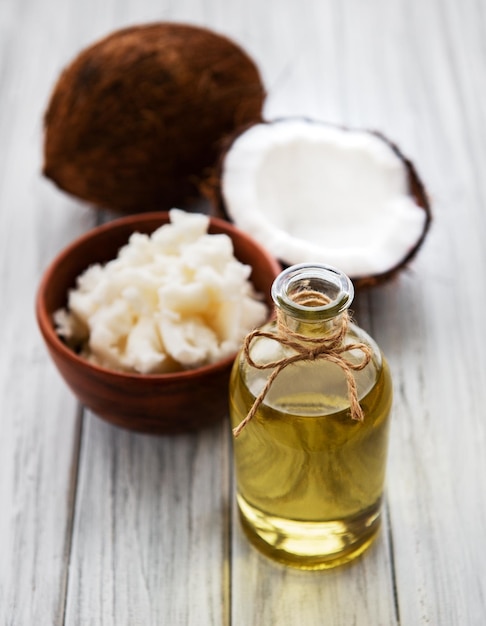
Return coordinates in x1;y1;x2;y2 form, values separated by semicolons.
1;0;485;624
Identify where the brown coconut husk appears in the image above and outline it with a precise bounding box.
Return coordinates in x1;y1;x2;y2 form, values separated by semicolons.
43;23;265;213
203;119;432;290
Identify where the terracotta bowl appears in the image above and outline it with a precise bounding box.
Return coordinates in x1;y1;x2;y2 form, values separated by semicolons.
36;212;281;434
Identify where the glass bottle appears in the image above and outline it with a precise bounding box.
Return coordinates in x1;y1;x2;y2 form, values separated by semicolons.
229;263;392;570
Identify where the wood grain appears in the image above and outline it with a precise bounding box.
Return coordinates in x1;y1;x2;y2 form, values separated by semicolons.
64;415;230;625
1;0;485;624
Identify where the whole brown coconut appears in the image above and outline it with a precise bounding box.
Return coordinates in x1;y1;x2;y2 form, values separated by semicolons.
43;23;265;213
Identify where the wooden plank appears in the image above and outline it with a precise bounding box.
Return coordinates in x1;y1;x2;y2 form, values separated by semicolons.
333;0;486;623
0;0;149;622
0;0;98;623
49;1;231;624
64;414;230;626
227;1;399;624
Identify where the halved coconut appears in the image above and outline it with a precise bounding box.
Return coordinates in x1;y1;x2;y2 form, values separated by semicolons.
216;119;431;288
43;23;265;213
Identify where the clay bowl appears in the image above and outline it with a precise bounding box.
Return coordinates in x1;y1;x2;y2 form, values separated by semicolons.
36;212;281;434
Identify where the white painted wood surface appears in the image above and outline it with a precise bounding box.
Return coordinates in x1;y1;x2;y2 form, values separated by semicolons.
1;0;485;624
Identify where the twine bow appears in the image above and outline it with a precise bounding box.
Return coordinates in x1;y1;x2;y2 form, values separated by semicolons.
232;290;372;437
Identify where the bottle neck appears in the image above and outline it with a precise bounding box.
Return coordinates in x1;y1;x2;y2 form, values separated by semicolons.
271;264;354;339
278;310;344;338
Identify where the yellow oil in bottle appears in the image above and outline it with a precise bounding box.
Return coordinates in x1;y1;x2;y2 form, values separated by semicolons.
230;355;392;570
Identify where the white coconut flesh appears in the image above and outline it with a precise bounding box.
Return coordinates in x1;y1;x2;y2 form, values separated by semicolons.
221;120;427;278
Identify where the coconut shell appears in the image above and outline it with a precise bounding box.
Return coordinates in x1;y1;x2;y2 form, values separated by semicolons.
43;23;265;213
206;119;432;290
358;131;432;289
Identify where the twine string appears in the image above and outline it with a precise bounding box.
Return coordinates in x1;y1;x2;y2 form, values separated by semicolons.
232;290;372;437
